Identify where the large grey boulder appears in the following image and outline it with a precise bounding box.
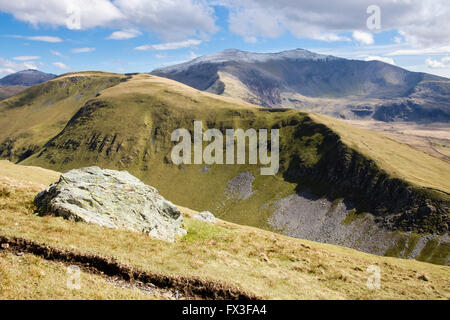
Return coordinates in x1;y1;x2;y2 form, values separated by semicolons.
34;167;186;242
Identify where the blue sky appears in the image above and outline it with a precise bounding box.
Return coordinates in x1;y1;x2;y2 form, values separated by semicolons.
0;0;449;78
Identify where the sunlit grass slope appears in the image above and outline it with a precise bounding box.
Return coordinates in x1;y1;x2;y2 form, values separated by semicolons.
0;251;160;300
0;161;448;300
0;72;125;162
311;113;450;194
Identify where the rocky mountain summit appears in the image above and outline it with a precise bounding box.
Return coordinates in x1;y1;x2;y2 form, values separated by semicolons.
153;48;335;74
34;167;186;242
153;49;450;122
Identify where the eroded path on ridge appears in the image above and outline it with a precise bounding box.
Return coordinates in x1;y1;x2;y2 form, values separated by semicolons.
0;235;258;300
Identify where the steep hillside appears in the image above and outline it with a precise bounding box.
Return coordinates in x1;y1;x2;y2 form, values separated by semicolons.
0;71;126;162
0;161;449;299
152;49;450;122
0;72;448;264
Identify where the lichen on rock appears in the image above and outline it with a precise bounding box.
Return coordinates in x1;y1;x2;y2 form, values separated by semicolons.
34;166;186;242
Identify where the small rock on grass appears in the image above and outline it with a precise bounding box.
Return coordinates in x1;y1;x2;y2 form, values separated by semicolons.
418;274;429;281
193;211;217;223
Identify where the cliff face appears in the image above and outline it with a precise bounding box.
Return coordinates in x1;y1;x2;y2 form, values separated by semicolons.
274;116;449;234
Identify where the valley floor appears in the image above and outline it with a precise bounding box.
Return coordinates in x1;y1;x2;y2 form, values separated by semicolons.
345;120;450;162
0;161;449;300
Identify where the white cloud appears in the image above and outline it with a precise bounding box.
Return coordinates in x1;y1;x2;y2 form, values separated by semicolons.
394;36;403;44
243;36;258;43
107;28;141;40
0;0;123;30
0;0;217;41
426;57;450;69
220;0;450;47
387;46;450;56
71;47;96;53
352;31;374;45
50;50;68;58
114;0;217;41
0;57;38;77
364;56;395;65
135;39;201;51
27;35;63;43
11;35;63;43
1;0;448;52
53;62;70;70
13;56;40;61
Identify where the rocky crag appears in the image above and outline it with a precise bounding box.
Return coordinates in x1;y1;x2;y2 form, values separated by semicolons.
34;166;186;242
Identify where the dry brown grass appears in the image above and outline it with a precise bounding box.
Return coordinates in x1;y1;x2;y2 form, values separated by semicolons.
0;161;449;300
0;250;160;300
344;120;450;162
100;73;261;109
312;114;450;193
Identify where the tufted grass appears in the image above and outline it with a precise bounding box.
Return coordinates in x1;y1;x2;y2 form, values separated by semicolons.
0;161;449;300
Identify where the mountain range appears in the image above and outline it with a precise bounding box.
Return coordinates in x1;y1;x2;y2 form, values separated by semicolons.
153;49;450;122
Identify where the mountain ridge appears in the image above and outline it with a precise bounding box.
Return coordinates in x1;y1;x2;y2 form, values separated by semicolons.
152;49;450;122
153;48;339;73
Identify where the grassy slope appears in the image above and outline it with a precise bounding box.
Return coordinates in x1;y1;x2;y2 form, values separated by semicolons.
20;74;305;229
18;74;449;218
0;161;164;300
18;73;450;194
0;161;449;299
0;72;125;162
0;72;448;259
311;113;450;194
0;251;160;300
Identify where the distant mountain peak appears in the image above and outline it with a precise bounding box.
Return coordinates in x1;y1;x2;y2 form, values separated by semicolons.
152;47;450;122
0;69;57;86
17;69;41;73
153;48;338;73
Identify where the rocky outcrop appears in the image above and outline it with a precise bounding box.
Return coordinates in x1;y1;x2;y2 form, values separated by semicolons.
34;166;186;242
268;192;449;265
225;172;255;201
